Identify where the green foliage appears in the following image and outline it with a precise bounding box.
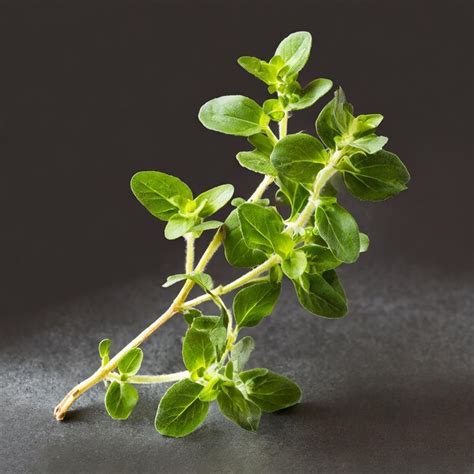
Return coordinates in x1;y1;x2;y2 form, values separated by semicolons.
233;281;281;328
240;369;302;412
155;379;209;437
118;348;143;377
105;381;139;420
338;150;410;201
315;201;360;263
293;270;347;318
238;203;294;258
271;133;327;184
93;30;410;439
198;95;269;136
217;384;261;431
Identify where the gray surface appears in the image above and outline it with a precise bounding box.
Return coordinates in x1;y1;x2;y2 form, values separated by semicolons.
1;261;473;473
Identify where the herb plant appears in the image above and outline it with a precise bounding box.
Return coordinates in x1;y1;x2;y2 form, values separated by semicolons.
54;32;410;437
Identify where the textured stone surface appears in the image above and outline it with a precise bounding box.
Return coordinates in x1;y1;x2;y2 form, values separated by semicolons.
1;262;472;473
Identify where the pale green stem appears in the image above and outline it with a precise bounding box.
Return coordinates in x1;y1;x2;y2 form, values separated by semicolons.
107;370;189;385
184;233;195;273
248;175;274;202
279;111;288;138
181;254;281;310
265;126;278;145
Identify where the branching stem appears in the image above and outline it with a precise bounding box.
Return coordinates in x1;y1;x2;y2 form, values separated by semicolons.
107;371;189;385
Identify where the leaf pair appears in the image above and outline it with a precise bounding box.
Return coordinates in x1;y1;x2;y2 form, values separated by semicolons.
155;365;301;437
103;346;144;420
316;87;388;155
131;171;234;239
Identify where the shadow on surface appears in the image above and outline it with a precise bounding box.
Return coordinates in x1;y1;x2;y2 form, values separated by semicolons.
43;379;473;473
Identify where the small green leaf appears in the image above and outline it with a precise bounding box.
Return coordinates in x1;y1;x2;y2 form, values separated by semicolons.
263;98;285;121
293;270;347;318
271;134;327;184
191;316;227;358
276;176;310;220
98;339;111;359
182;308;202;325
130;171;193;221
359;232;370;252
338;150;410;201
238;202;293;256
240;369;302;412
282;249;307;280
290;78;333;110
164;214;196;240
233;281;281;328
230;336;255;372
118;348;143;376
316;87;354;149
248;133;274;155
225;361;234;379
162;272;214;291
190;220;223;234
198;95;268;136
301;243;342;273
237;56;277;85
223;209;267;268
155;379;209;438
217;385;261;432
105;381;139;420
182;327;216;372
195;184;234;218
350;134;388;154
236;150;277;176
315;202;360;263
275;31;312;76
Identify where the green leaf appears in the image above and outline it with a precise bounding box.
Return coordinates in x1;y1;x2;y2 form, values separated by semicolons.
248;133;274;155
290;78;333;110
240;369;302;412
118;348;143;376
191;316;227;358
162;272;214;291
225;361;234;379
217;385;261;432
350;134;388;154
315;202;360;263
233;281;281;328
359;232;370;252
236;150;277;176
130;171;193;221
237;56;277;85
338;150;410;201
282;249;307;280
263;99;285;121
275;31;312;76
182;308;202;325
190;220;223;234
155;379;209;438
293;270;347;318
301;243;342;273
352;114;384;135
276;176;310;220
271;134;327;184
105;381;139;420
98;339;111;359
198;95;268;136
230;336;255;372
182;327;216;372
223;209;267;268
195;184;234;218
237;203;294;257
164;214;196;240
316;87;354;149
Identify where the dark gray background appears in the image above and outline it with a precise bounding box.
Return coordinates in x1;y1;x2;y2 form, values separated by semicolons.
1;1;473;473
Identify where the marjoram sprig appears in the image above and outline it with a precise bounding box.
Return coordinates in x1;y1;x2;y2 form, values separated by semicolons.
54;32;410;437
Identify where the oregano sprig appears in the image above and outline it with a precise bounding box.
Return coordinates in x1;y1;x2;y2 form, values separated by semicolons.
54;31;410;438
